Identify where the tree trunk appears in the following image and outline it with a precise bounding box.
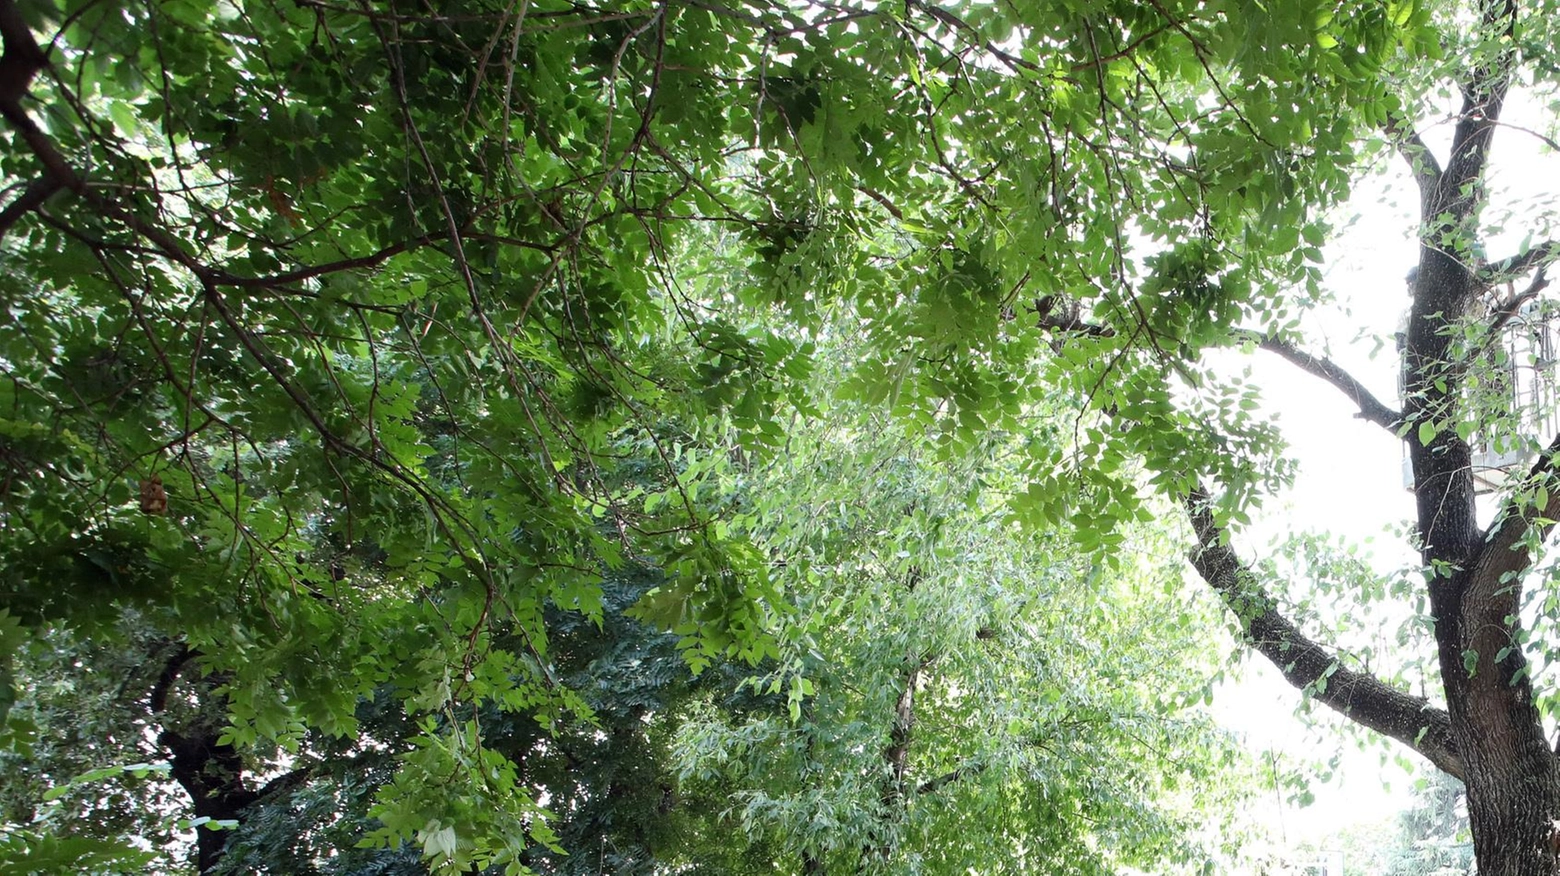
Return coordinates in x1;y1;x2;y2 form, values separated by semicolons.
1439;552;1560;876
160;726;259;874
1191;4;1560;871
1459;746;1560;875
1404;7;1560;859
149;645;261;874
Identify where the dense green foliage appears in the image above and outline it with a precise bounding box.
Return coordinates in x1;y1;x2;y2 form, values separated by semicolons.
9;0;1537;871
672;403;1254;874
0;399;1257;874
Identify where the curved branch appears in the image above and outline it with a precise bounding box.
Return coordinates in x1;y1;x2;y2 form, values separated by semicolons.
1036;318;1404;432
147;643;197;714
1238;331;1403;431
1186;488;1463;780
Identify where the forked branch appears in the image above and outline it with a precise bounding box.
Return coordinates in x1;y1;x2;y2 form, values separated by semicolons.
0;175;60;241
1484;268;1549;336
1384;110;1442;195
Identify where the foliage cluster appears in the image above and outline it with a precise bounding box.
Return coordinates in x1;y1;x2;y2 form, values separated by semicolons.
9;0;1543;871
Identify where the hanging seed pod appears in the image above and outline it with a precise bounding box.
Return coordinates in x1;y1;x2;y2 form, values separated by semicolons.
139;475;167;516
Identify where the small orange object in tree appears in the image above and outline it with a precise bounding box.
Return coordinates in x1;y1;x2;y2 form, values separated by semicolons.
139;475;167;516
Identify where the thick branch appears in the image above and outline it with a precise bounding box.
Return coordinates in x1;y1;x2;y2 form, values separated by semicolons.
1434;0;1516;219
916;759;986;796
1397;7;1516;569
1186;489;1464;780
883;653;932;805
148;643;197;714
0;0;45;108
1484;268;1550;336
1467;431;1560;618
1238;331;1403;431
0;175;60;241
1482;241;1560;285
253;764;313;802
1384;110;1442;195
0;2;84;194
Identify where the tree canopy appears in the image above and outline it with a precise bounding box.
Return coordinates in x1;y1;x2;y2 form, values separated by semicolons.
13;0;1560;873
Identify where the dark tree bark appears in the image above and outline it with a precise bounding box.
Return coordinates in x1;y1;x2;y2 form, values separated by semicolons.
148;645;299;874
1186;3;1560;872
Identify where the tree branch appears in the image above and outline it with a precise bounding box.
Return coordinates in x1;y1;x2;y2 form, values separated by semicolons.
0;0;46;108
0;2;83;195
147;643;197;714
1482;241;1560;285
916;759;986;796
1434;0;1516;218
1484;268;1550;336
906;0;1044;77
0;175;60;241
1236;331;1403;431
1466;431;1560;624
1033;316;1404;433
883;652;933;806
1030;295;1115;336
0;0;448;291
253;765;313;801
1384;110;1442;195
1185;488;1464;779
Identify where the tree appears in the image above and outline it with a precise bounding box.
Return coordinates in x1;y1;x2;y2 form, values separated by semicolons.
0;618;172;874
1;0;811;867
0;0;1349;868
211;566;744;876
1172;4;1560;873
0;564;759;875
8;0;1552;872
671;394;1257;874
1385;772;1475;876
0;391;1265;876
